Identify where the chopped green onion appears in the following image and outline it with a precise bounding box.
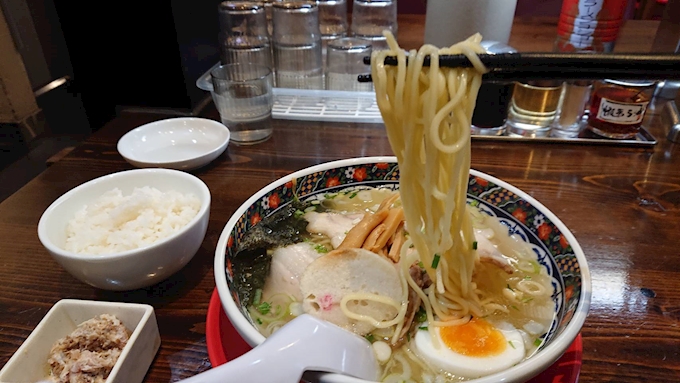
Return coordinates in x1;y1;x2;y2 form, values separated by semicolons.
508;341;516;349
419;326;428;331
349;192;358;199
431;254;441;269
531;260;541;274
415;307;427;323
472;241;478;250
534;338;543;347
256;302;271;315
365;334;375;343
314;244;328;253
294;209;304;219
407;332;411;342
524;275;532;280
324;193;338;199
522;297;534;303
256;318;263;325
418;261;425;269
253;289;263;306
511;305;519;311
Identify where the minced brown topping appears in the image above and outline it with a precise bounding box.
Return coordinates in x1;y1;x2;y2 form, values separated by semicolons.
48;314;130;383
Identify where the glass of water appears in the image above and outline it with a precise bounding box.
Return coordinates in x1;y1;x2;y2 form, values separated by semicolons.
326;38;372;91
218;1;272;70
210;64;274;145
272;1;324;89
350;0;397;50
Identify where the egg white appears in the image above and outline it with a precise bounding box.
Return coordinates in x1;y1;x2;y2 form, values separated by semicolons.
414;321;526;379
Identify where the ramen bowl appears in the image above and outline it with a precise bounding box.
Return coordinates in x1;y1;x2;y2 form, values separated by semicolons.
214;157;591;383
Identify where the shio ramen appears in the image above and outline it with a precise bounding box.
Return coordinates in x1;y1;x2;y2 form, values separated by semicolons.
231;187;556;382
229;31;557;382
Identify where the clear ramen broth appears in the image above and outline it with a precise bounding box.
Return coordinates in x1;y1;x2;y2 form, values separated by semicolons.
236;186;556;382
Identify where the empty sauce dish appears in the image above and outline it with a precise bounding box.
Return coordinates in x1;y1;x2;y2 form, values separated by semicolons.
117;117;230;171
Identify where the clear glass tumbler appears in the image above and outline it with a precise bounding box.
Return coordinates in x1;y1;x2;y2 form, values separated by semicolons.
325;37;373;91
210;64;274;145
318;0;348;38
551;81;592;138
350;0;397;50
506;81;563;137
218;1;272;70
587;79;656;139
272;1;324;89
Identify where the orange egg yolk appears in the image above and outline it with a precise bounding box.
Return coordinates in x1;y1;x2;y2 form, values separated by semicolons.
440;318;507;357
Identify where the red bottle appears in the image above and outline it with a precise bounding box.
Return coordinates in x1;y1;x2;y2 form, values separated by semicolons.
555;0;629;52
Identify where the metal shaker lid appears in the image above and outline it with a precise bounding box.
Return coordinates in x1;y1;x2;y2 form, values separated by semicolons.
480;41;517;54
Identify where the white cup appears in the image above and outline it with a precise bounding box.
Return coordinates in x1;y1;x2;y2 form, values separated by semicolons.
424;0;518;47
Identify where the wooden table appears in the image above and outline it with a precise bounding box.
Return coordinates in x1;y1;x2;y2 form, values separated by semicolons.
1;16;679;383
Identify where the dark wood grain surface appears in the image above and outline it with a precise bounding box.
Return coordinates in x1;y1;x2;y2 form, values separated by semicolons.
1;16;679;383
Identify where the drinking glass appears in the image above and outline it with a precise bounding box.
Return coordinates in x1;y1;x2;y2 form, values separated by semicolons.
272;1;324;89
318;0;348;38
217;1;272;70
211;64;274;145
471;82;514;136
551;81;592;138
506;81;563;137
587;79;656;139
471;41;516;135
325;38;372;91
350;0;397;50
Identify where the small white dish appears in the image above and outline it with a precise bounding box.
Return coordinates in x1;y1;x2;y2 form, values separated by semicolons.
0;299;160;383
117;117;230;170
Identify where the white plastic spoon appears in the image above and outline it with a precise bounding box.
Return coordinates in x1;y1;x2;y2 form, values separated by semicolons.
179;314;379;383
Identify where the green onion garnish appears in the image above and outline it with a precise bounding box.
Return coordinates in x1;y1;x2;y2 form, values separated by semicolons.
294;209;304;219
256;318;263;325
511;305;519;311
415;307;427;323
256;302;271;315
324;193;338;199
349;192;358;199
419;326;428;331
431;254;441;269
365;334;375;343
418;261;425;269
472;241;478;250
253;289;263;305
508;341;516;349
534;338;543;347
314;244;328;253
524;275;532;280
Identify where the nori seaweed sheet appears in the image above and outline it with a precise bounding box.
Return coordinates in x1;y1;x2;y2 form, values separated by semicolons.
231;201;311;307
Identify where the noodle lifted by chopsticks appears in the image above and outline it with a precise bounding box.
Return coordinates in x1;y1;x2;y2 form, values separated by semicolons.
372;32;488;335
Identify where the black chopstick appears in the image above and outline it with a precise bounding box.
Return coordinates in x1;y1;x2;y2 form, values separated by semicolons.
358;52;680;82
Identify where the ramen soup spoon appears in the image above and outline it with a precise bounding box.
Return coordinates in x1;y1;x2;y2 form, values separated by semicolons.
178;314;379;383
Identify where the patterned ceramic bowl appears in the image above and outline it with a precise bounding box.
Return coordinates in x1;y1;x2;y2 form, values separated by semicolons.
214;156;591;383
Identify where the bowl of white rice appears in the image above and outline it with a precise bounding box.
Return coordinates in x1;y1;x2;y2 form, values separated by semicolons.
38;168;211;291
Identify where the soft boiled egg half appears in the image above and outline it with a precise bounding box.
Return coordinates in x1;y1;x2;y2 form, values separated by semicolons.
414;318;526;379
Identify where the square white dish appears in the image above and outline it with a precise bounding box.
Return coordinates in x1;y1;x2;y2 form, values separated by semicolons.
0;299;160;383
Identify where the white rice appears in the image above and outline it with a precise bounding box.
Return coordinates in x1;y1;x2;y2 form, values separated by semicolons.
64;187;201;255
